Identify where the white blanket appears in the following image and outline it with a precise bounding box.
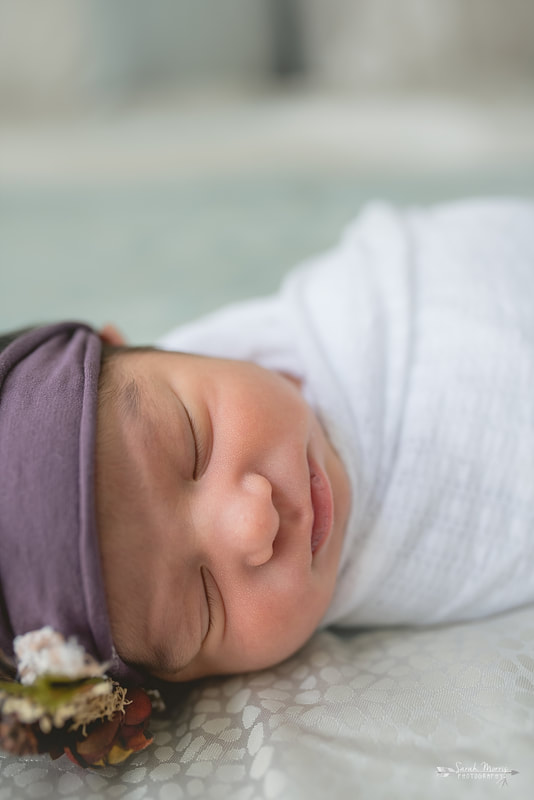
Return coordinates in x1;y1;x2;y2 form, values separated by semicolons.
159;199;534;628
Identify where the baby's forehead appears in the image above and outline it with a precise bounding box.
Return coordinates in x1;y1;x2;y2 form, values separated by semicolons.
96;348;202;500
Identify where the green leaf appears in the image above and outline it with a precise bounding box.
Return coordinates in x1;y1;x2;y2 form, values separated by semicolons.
0;675;108;714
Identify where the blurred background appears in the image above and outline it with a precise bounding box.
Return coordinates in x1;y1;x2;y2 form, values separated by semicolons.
1;0;533;341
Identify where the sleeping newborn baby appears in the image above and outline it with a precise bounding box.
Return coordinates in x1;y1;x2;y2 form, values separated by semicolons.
96;343;351;682
1;197;534;689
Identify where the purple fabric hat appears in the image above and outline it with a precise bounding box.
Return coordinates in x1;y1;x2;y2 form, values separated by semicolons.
0;322;143;684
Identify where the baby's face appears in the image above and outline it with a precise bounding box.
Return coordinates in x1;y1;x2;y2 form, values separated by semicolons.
96;349;350;682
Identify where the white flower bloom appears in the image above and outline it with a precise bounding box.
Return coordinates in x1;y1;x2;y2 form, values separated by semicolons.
13;627;108;685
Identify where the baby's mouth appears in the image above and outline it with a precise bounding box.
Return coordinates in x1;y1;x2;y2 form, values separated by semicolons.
308;457;333;556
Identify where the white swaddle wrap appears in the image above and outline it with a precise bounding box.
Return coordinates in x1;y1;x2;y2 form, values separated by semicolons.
159;199;534;627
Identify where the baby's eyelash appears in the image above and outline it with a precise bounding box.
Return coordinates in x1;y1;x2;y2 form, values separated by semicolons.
202;569;216;634
185;407;205;479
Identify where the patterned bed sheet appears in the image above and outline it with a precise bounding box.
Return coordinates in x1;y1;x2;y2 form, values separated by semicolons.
1;603;533;800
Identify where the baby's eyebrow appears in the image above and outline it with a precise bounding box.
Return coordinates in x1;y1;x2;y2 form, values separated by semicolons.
116;374;143;419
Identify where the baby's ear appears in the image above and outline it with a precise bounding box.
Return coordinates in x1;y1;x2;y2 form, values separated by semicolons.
99;324;126;347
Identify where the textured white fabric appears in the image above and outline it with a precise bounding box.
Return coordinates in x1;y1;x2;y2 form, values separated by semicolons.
158;199;534;629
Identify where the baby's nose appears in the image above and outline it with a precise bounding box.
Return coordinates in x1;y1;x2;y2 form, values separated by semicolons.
221;473;280;567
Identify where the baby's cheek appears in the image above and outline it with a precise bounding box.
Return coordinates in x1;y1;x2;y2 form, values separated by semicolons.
252;593;322;656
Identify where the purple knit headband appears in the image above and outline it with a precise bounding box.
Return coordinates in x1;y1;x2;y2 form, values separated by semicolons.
0;322;142;684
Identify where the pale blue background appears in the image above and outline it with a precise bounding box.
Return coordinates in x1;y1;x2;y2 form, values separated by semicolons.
2;168;533;345
1;0;533;343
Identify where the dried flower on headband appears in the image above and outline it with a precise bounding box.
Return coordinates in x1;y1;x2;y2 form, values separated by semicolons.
0;627;157;767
